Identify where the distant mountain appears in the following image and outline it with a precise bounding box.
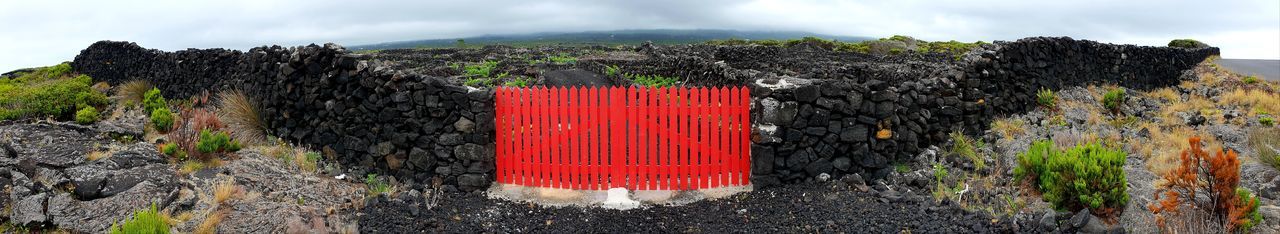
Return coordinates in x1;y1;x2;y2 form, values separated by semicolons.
349;29;874;51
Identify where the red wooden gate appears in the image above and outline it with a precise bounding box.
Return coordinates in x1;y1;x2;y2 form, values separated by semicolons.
494;86;750;190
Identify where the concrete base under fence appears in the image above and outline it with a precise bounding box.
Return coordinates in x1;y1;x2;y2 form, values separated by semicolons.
485;184;753;210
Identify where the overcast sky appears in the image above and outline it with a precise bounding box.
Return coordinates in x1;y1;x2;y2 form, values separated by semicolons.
2;0;1277;72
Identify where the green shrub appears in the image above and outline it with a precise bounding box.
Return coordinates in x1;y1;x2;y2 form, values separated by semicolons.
0;65;108;121
196;129;241;154
1018;140;1128;216
1015;140;1054;186
947;132;986;170
1102;88;1126;112
1037;88;1056;109
142;87;168;114
1261;116;1275;126
150;108;174;132
1168;39;1208;49
1243;75;1259;84
109;203;169;234
1235;188;1264;231
76;105;99;124
629;74;679;87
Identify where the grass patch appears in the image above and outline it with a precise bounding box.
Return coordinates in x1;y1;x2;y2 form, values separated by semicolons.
627;74;679;87
463;61;498;78
502;77;531;87
947;132;986;170
0;63;108;121
990;118;1026;141
366;174;395;197
1036;88;1056;109
1220;88;1280;116
109;203;170;234
545;53;577;65
1102;88;1126;113
1249;128;1280;170
179;160;206;175
604;65;620;77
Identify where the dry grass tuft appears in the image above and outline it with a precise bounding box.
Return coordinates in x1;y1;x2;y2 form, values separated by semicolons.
86;149;111;161
1146;87;1181;103
1248;128;1280;170
212;179;241;206
217;90;266;146
990;118;1026;141
114;80;153;106
194;209;226;234
1220;88;1280;115
1158;95;1214;126
179;160;206;175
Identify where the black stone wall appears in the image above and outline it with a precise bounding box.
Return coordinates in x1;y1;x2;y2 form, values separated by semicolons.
73;41;496;192
70;37;1217;191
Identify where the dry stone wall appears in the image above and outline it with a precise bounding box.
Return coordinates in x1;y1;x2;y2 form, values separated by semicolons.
70;37;1217;191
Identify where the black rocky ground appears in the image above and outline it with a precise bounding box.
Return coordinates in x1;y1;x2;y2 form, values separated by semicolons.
360;178;1019;233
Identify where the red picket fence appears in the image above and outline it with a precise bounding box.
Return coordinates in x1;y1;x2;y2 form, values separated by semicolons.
494;86;751;190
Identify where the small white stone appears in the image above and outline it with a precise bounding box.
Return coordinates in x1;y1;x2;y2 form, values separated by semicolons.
602;188;640;210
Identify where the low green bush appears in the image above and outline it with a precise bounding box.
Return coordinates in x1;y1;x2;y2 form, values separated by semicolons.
150;108;174;131
1016;140;1129;217
196;129;241;154
1168;39;1208;49
109;203;169;234
1037;88;1056;109
1261;116;1275;126
142;87;167;114
1103;88;1126;112
76;105;99;124
1014;140;1053;186
0;64;108;121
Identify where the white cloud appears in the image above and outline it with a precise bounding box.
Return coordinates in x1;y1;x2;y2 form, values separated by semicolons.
2;0;1277;72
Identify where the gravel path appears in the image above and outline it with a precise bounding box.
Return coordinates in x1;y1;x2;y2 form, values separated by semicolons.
359;182;1016;233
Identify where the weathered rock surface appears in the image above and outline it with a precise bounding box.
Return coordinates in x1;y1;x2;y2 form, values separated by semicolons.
0;122;178;233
